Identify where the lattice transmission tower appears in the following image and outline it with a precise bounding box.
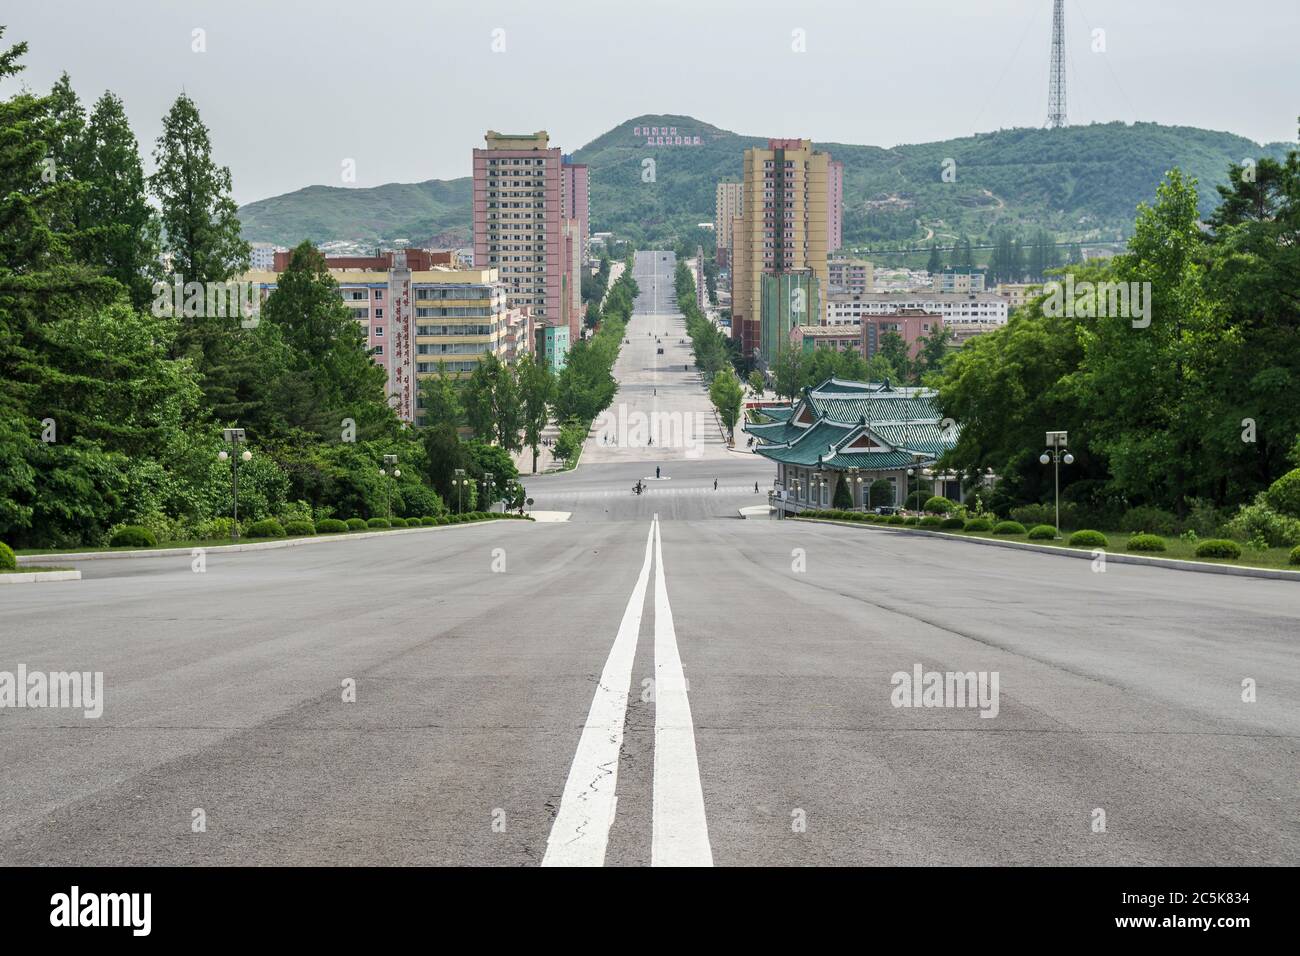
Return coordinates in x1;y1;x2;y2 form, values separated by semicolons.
1046;0;1068;128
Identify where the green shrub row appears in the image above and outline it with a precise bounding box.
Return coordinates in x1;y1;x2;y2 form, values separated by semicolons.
0;541;16;570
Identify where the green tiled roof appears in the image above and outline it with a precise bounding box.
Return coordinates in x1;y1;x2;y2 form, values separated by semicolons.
745;420;803;444
753;405;794;422
807;394;941;424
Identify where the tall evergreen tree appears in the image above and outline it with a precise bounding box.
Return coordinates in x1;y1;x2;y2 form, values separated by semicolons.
80;91;161;310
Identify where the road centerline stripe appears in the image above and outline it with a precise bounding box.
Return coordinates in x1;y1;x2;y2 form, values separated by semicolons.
542;519;655;867
651;515;714;867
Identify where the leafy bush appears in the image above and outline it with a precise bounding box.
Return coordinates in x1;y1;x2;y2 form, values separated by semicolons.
435;516;450;525
398;483;445;519
1126;533;1167;552
1195;539;1241;560
345;518;367;531
1122;506;1177;536
905;490;928;510
315;519;348;534
1227;495;1300;548
420;516;438;526
110;525;157;548
282;519;315;536
0;542;15;570
195;516;235;539
1010;503;1064;528
1291;545;1300;566
1265;468;1300;519
388;517;408;528
923;496;955;514
903;516;920;525
366;518;391;529
963;518;992;532
247;518;286;538
919;515;944;527
887;515;906;525
1068;530;1109;548
1183;498;1229;539
993;521;1026;535
940;517;966;529
1027;524;1057;540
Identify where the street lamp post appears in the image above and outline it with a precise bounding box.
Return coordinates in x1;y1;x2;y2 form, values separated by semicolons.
847;467;863;510
218;427;251;541
1039;431;1075;537
453;467;466;514
380;454;400;519
482;471;494;513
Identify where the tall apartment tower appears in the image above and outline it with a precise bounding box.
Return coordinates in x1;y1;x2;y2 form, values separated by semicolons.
730;139;831;366
560;156;590;261
714;181;743;267
827;159;844;254
473;131;564;326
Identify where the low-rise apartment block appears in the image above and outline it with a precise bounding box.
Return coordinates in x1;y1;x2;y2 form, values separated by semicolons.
827;291;1007;326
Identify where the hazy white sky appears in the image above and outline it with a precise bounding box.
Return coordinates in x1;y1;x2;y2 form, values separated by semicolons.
4;0;1297;205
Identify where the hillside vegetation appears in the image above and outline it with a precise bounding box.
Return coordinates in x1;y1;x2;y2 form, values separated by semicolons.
238;114;1293;250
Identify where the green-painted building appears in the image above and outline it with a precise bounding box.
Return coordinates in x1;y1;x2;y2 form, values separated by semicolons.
746;377;963;513
759;270;821;368
534;323;570;373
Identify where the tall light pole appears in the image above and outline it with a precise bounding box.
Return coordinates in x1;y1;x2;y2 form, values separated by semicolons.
218;428;251;541
482;471;494;513
453;467;466;514
380;454;400;519
1039;430;1074;537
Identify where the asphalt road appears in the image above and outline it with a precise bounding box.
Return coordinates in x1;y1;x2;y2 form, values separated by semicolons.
1;250;1296;867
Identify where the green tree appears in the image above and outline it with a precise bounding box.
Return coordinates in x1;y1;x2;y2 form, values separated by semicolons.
926;242;942;274
709;368;744;443
151;92;249;291
773;347;804;400
517;352;556;474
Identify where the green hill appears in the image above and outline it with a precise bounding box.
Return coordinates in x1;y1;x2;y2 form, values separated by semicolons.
238;114;1293;250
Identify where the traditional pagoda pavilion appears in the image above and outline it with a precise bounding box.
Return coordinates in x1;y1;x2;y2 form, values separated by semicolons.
746;378;962;513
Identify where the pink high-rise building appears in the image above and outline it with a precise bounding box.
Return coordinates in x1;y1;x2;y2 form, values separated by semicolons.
473;131;564;326
560;157;590;262
827;159;843;254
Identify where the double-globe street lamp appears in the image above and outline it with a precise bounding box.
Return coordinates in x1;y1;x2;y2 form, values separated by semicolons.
453;467;471;513
1039;430;1075;538
379;454;400;519
217;427;252;541
481;471;494;514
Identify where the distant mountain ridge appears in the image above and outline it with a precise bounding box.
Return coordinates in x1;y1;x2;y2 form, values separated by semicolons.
237;114;1293;250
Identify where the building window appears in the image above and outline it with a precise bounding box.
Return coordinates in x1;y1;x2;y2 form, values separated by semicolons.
372;345;383;356
375;327;383;337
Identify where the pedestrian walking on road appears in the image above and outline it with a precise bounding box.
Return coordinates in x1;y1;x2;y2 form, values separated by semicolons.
714;478;718;490
754;482;759;493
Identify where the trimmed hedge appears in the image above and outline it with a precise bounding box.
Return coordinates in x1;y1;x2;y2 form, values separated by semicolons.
247;518;286;538
1126;533;1167;552
903;516;920;526
887;515;907;525
1068;530;1109;548
436;516;451;525
345;518;367;531
110;525;157;548
940;517;966;530
315;519;348;534
923;495;955;514
963;518;992;532
1027;524;1057;540
918;515;944;527
420;516;438;526
0;541;15;570
1291;545;1300;566
993;521;1026;535
388;517;408;528
282;519;315;536
1194;539;1242;560
366;518;391;529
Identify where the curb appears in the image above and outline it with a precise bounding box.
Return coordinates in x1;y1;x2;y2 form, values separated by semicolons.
0;569;81;585
791;517;1300;582
14;520;522;565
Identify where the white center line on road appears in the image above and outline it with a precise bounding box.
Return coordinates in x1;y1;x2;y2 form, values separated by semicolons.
542;519;655;867
651;515;714;867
